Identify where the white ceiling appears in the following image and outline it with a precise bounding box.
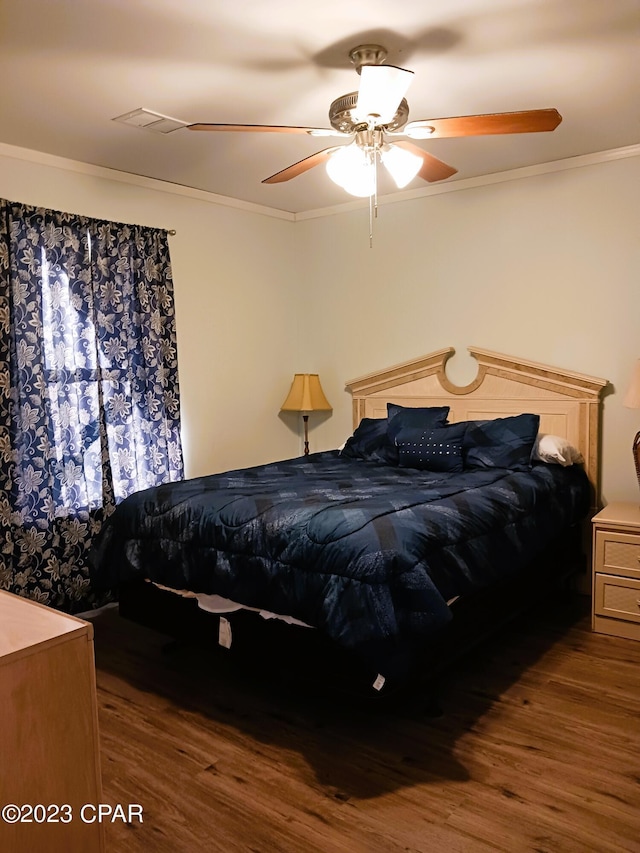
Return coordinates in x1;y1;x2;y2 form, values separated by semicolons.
1;0;638;214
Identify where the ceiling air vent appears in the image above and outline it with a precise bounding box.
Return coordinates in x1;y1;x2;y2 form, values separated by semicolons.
112;108;188;134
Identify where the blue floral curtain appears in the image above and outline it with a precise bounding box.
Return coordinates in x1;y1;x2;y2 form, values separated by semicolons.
0;200;184;612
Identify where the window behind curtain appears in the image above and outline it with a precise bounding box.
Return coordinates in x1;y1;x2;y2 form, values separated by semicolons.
0;201;184;611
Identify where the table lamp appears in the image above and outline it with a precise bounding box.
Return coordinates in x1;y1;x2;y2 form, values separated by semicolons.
281;374;332;456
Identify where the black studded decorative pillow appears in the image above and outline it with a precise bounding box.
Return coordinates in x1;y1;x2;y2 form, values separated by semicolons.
386;403;451;464
395;422;467;472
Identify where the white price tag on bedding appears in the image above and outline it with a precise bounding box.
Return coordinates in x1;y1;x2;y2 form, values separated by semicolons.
372;674;386;692
218;616;232;649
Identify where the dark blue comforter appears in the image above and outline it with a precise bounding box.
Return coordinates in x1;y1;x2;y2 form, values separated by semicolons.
89;451;590;682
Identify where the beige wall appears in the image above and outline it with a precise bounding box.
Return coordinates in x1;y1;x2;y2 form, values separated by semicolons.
296;153;640;505
1;144;638;505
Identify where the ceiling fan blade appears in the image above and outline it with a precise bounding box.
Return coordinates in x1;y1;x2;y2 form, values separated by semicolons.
262;147;341;184
402;109;562;139
188;123;344;138
393;141;458;182
354;64;414;125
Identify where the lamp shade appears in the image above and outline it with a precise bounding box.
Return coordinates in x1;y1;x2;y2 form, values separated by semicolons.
326;144;376;197
353;64;414;125
623;359;640;409
380;143;423;188
281;374;332;413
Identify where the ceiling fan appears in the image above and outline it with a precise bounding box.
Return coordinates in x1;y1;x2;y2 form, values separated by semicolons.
188;44;562;198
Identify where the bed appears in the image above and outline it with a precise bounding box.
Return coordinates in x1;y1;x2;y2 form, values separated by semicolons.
89;347;608;696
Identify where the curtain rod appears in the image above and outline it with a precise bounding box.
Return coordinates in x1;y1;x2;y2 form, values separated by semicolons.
167;229;176;236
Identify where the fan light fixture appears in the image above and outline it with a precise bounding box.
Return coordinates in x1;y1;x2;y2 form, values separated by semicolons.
325;129;424;245
380;144;423;187
353;64;414;125
326;140;422;196
326;143;376;197
326;54;420;202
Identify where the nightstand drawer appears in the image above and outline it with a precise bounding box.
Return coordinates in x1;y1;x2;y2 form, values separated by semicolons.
594;574;640;624
594;531;640;580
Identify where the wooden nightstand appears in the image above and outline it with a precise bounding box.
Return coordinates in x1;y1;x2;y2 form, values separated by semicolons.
592;502;640;641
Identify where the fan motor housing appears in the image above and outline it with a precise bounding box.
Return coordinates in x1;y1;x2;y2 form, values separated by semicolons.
329;93;410;134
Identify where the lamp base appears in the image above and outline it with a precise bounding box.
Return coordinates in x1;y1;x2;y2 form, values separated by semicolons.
303;414;309;456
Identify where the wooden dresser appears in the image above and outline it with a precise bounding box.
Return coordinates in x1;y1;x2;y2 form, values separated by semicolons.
592;502;640;641
0;591;105;853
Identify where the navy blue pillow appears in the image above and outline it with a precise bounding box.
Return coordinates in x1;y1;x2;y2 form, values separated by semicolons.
340;418;396;464
396;422;467;472
386;403;450;463
463;414;540;470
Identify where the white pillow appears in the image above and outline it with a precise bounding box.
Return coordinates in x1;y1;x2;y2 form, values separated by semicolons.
533;434;583;467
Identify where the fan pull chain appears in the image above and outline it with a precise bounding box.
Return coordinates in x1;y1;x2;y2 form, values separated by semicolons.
369;190;374;248
369;150;379;248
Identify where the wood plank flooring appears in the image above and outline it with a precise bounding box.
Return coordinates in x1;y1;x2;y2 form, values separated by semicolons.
91;595;640;853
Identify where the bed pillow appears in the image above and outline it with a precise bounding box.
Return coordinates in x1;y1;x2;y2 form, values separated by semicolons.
386;403;450;463
463;413;540;470
387;403;451;427
396;422;467;472
340;417;396;464
532;433;584;467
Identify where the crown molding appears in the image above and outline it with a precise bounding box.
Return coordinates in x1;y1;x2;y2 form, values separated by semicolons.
294;144;640;221
0;140;637;225
0;142;296;222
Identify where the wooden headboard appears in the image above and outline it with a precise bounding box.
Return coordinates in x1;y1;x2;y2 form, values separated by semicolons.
345;347;608;503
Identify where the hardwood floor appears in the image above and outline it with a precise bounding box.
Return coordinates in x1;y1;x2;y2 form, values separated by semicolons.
91;595;640;853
